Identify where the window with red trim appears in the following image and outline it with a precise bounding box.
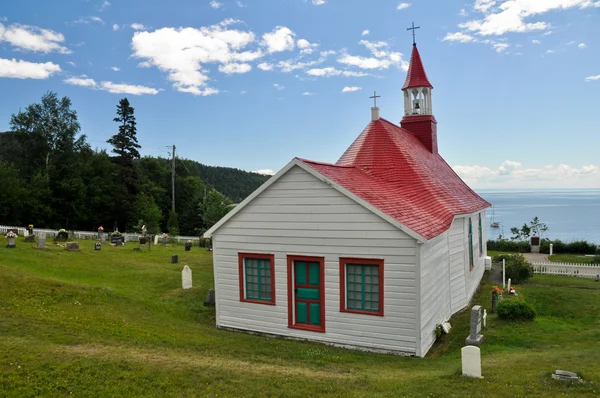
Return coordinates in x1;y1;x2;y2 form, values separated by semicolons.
339;258;384;316
238;253;275;305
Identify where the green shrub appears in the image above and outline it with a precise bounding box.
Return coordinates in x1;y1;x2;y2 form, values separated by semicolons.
592;255;600;264
487;239;530;253
496;254;534;284
540;239;599;255
497;299;536;321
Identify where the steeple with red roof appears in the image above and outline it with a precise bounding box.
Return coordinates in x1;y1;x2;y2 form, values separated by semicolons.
401;40;437;154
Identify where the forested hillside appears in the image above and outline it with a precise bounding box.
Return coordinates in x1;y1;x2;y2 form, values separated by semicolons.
0;93;269;235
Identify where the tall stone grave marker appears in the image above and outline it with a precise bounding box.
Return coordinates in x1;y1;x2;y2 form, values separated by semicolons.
37;235;46;248
465;305;484;346
462;346;483;378
182;265;192;290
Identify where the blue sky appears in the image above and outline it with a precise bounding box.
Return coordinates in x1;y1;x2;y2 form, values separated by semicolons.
1;0;599;189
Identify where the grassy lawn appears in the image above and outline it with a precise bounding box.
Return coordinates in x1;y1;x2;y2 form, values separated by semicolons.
548;254;598;264
1;237;599;397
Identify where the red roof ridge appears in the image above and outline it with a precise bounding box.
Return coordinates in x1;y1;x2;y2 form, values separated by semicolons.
296;157;355;168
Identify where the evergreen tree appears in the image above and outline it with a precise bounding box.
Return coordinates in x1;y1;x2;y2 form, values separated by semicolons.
107;98;141;161
107;98;142;230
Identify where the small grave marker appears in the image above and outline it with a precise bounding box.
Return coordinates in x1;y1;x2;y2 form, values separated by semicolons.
462;346;482;378
154;235;159;245
95;242;101;251
204;289;215;306
507;278;511;293
465;305;484;346
37;235;46;248
182;265;192;289
65;241;80;251
482;309;487;329
552;370;581;381
171;254;178;264
185;241;192;252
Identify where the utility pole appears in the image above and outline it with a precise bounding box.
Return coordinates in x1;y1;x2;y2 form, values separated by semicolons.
171;144;176;212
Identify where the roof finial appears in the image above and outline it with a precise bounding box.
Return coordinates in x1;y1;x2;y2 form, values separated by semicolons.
369;91;381;108
407;21;420;46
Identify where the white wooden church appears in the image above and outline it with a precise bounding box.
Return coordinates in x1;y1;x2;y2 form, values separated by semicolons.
204;41;491;357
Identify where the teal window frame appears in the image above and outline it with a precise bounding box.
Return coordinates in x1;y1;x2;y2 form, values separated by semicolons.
340;258;384;316
469;218;474;270
478;213;483;256
238;253;275;305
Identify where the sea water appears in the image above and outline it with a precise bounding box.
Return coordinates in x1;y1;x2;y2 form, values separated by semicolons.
477;189;600;244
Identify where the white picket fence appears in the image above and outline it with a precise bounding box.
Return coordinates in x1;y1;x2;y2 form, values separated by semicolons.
0;225;202;244
532;262;600;279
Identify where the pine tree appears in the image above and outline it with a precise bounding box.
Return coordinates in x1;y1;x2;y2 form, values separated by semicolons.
107;98;141;161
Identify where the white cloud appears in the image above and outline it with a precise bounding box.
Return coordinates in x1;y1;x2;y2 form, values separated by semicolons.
454;160;599;188
397;3;412;10
262;26;295;53
276;57;324;72
302;92;314;96
112;24;120;31
532;39;541;44
131;20;259;95
257;62;273;71
362;30;370;36
64;75;97;87
74;16;104;24
0;23;70;53
578;42;587;48
100;1;111;11
312;0;327;5
443;32;476;43
585;75;600;81
320;50;336;57
0;17;7;22
274;83;285;90
0;58;61;79
210;0;223;9
459;8;469;16
457;0;600;37
218;62;252;74
111;66;120;71
254;169;275;175
66;61;76;67
131;23;147;31
306;67;369;77
493;42;510;53
297;38;318;54
338;39;408;71
237;1;246;7
546;49;554;54
100;81;160;95
342;86;361;92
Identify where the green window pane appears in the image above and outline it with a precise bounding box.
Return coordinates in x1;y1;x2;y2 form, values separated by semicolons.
309;303;321;325
245;257;272;301
309;262;320;286
296;302;307;324
295;262;306;285
345;263;380;312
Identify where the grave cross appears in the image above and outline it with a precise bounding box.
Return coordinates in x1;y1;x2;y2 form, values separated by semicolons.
407;21;420;45
369;91;381;108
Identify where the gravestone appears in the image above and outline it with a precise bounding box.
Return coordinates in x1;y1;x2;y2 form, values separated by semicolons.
482;309;487;329
171;254;178;264
182;265;192;289
162;236;168;246
6;235;16;248
65;241;80;251
100;234;106;244
552;370;581;381
185;241;192;252
37;235;46;248
204;289;215;306
461;346;482;378
154;235;159;245
465;305;484;346
95;242;101;251
595;274;599;282
507;278;512;293
25;235;35;243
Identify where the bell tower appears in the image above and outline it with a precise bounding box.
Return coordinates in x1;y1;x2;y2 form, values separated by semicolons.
400;23;438;154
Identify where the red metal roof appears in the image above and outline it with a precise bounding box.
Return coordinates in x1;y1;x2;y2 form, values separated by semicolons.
298;118;490;240
402;44;433;90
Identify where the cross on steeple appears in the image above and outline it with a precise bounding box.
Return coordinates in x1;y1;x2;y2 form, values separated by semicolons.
369;91;381;108
407;21;420;46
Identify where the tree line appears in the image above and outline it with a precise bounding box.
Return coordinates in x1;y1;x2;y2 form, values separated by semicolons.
0;92;269;235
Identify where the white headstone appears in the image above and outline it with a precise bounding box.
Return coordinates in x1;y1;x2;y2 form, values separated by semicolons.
483;309;487;329
502;259;506;289
507;278;511;293
154;235;159;245
462;346;482;378
182;265;192;290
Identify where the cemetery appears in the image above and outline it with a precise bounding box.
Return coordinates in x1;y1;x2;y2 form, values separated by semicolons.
0;235;598;396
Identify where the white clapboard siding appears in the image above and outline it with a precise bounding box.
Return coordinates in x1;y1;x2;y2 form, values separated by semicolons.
212;165;419;354
419;230;451;355
464;212;486;302
448;217;467;313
